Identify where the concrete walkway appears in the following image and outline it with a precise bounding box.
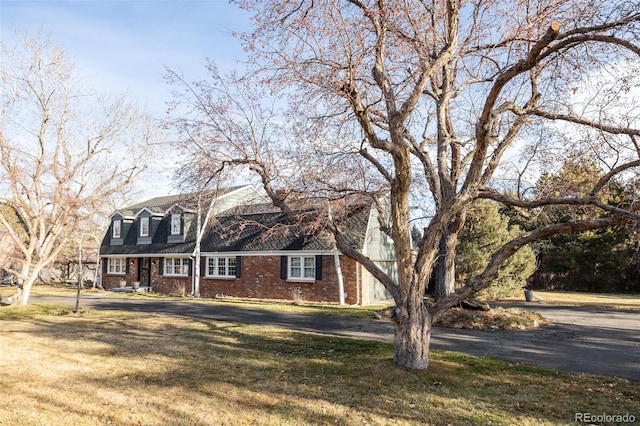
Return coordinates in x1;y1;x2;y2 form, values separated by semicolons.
29;295;640;381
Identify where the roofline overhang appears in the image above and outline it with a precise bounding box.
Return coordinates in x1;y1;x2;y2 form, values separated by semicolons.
109;211;135;221
134;207;164;218
100;249;341;258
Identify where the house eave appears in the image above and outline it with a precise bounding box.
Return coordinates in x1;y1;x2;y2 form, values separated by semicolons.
135;207;164;218
100;249;340;258
109;211;135;221
165;205;196;215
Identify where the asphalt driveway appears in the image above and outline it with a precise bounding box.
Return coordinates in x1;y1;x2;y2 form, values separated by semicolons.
27;295;640;381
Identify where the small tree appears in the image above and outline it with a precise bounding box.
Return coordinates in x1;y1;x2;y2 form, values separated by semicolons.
0;32;157;305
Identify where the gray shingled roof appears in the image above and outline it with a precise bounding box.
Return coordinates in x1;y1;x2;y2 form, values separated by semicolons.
117;186;243;217
100;198;371;256
201;203;370;252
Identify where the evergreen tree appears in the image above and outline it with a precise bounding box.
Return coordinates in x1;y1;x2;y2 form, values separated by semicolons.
410;224;423;248
531;156;638;293
456;200;536;299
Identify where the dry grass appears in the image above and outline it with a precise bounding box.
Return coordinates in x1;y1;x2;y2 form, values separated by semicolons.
527;291;640;310
0;284;79;299
0;304;637;425
0;285;384;319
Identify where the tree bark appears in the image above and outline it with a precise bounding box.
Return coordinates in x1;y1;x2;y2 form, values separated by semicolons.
9;261;42;305
393;292;432;369
434;234;455;300
9;279;34;306
434;214;465;300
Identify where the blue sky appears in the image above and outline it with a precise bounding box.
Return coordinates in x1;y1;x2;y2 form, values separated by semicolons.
1;0;253;199
1;0;251;116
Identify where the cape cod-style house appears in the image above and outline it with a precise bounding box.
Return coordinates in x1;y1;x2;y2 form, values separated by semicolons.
99;185;395;305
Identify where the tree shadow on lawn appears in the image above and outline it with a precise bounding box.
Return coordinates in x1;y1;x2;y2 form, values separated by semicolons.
1;309;638;425
68;296;640;382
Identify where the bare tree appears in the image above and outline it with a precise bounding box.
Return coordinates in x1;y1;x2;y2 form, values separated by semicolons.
0;203;24;284
0;32;158;305
171;0;640;369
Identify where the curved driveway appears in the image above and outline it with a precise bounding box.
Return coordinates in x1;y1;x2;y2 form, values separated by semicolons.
30;295;640;381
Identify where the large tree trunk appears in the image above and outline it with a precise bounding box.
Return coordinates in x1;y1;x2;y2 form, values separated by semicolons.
9;280;33;306
393;292;432;369
434;233;456;300
434;214;466;301
9;262;41;306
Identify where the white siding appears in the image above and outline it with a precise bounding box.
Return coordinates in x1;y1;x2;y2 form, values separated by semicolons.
212;186;266;215
360;206;396;305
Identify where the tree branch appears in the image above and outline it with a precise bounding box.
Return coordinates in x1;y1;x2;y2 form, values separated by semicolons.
432;215;627;318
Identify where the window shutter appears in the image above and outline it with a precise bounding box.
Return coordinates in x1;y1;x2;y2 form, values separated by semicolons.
159;257;164;275
102;258;108;273
280;256;288;279
188;258;193;276
125;258;130;274
235;256;242;278
200;256;206;276
315;255;323;280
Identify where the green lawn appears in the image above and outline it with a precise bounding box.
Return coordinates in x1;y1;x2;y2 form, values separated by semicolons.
0;304;637;425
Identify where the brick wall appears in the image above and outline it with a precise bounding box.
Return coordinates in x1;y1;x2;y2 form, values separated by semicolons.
102;255;360;304
200;255;359;304
103;257;193;295
102;258;138;289
148;259;188;295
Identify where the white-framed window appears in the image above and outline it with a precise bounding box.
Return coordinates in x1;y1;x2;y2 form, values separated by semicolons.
171;213;181;235
107;258;126;275
112;219;121;239
206;256;237;277
164;257;189;276
289;256;315;280
140;217;149;237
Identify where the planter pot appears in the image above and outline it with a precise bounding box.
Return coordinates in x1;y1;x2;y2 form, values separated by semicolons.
524;289;534;302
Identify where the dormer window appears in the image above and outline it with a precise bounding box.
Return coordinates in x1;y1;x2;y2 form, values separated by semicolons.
171;213;181;235
140;217;149;237
112;219;121;239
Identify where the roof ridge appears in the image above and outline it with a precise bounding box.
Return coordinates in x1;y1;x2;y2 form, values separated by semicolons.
123;185;246;211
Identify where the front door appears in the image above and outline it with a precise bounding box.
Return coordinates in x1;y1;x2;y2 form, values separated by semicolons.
138;258;151;287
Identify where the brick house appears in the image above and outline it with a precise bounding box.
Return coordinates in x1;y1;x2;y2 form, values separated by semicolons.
99;185;395;305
